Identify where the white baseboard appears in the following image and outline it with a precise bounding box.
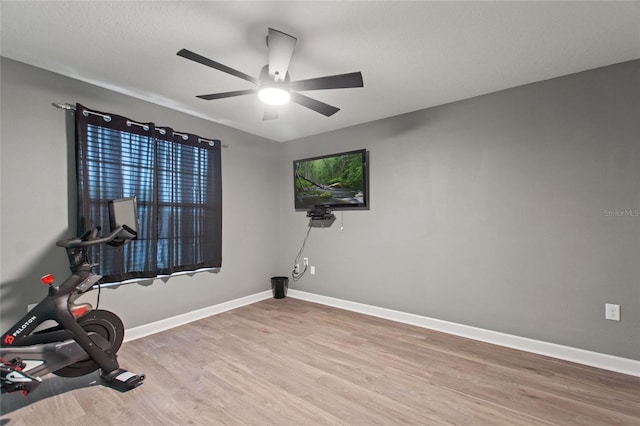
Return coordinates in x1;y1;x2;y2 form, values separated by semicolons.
124;290;273;342
287;289;640;378
123;288;639;377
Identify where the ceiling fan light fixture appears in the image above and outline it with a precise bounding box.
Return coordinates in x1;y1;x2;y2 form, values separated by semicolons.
258;87;290;106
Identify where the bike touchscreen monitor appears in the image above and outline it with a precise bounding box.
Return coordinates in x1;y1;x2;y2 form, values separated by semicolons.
108;196;139;240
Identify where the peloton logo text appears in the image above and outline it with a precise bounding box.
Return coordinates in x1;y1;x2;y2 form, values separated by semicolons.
4;315;37;344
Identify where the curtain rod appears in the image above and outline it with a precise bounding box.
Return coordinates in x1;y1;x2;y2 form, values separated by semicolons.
52;102;229;148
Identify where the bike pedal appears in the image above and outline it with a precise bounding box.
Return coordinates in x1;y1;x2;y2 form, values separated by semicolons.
102;369;145;392
1;364;42;395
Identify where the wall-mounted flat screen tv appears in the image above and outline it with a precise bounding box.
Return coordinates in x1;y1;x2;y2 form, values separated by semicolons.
294;149;369;211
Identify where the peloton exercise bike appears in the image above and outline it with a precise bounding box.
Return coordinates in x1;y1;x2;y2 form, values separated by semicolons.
1;197;145;395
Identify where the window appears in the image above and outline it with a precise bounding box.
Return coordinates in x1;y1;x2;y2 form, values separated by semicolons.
75;104;222;282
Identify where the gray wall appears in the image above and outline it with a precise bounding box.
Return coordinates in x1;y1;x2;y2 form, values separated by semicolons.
280;60;640;360
2;57;638;362
0;57;282;331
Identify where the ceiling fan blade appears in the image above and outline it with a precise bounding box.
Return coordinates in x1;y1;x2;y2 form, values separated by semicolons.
177;49;260;85
197;89;258;100
267;28;297;83
263;105;279;120
290;72;364;91
290;93;340;117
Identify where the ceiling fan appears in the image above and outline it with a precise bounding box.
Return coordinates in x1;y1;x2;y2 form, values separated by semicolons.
177;28;364;120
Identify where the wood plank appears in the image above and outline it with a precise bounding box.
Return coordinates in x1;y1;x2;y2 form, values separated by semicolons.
2;298;639;425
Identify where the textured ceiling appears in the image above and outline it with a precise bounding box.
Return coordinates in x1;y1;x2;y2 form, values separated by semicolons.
1;1;639;142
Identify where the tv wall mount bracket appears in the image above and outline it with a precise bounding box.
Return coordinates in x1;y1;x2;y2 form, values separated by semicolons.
307;205;336;228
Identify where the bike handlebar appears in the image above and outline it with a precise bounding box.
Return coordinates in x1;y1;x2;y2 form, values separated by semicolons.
56;226;131;249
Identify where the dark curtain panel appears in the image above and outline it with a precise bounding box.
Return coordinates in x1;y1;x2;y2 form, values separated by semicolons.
155;127;222;276
75;104;222;282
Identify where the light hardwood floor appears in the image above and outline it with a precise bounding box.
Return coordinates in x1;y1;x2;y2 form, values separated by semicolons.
2;298;639;425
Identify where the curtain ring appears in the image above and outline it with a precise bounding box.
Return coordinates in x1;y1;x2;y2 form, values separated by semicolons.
83;109;111;122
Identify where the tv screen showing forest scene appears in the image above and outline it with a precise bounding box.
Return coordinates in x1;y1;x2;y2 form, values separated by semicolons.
294;149;369;210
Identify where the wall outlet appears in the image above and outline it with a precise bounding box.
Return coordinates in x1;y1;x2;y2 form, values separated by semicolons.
605;303;620;321
310;265;315;275
303;257;309;266
294;264;300;274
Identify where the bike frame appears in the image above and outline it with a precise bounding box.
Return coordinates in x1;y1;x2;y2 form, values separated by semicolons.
1;265;118;378
2;198;144;395
1;225;129;377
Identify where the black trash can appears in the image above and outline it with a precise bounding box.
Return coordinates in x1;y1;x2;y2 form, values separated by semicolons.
271;276;288;299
